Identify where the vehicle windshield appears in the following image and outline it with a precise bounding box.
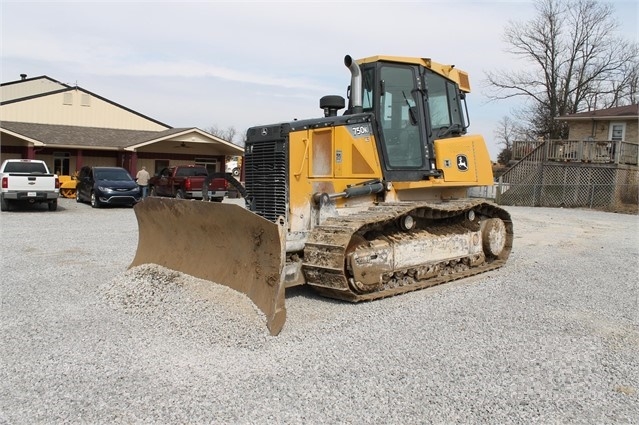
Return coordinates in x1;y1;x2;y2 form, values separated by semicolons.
94;169;132;181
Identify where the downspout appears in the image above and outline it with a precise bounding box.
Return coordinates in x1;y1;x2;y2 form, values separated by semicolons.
344;55;363;114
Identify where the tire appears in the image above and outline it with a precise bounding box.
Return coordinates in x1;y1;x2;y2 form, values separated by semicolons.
0;194;9;212
90;191;101;208
176;189;185;199
76;190;82;203
211;197;223;203
48;199;58;211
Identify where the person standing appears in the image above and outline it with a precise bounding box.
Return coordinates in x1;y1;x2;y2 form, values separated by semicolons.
136;166;151;198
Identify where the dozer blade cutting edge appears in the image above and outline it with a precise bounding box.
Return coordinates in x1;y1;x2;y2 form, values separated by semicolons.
129;197;287;335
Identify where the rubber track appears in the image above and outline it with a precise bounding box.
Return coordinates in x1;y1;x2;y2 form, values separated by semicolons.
302;199;513;302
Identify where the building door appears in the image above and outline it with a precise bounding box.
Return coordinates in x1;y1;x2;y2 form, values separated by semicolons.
53;152;70;175
609;122;626;141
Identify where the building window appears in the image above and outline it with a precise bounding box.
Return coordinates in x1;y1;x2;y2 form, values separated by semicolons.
154;160;169;175
609;122;625;141
195;157;219;174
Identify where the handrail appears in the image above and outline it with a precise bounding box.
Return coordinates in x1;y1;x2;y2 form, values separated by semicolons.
294;138;310;178
512;139;638;166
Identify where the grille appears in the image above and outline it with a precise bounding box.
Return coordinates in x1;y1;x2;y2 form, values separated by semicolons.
244;137;288;223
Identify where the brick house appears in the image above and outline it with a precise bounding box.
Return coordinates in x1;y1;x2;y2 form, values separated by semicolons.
559;103;638;144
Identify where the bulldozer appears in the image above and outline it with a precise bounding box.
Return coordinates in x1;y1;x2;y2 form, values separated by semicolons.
58;171;79;198
130;55;513;335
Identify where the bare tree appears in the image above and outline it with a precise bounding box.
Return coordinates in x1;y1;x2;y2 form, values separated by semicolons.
494;116;528;164
205;125;244;146
485;0;638;139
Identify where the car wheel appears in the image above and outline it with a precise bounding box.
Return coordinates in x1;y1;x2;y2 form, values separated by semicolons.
48;199;58;211
90;191;101;208
0;194;9;212
212;197;223;203
76;190;82;203
176;189;185;199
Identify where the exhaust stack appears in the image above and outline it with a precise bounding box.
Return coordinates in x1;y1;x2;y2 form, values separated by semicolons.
344;55;363;114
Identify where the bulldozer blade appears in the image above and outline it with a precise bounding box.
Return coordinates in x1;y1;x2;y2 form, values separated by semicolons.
129;197;287;335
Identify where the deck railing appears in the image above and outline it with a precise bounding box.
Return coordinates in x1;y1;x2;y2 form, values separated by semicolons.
486;138;639;211
512;139;638;166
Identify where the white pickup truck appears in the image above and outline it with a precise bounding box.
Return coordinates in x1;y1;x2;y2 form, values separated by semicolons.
0;159;60;211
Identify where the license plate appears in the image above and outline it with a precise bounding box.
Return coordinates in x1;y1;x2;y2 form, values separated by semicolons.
27;192;36;197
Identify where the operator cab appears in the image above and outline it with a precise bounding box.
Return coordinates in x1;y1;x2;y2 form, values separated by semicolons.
346;56;470;182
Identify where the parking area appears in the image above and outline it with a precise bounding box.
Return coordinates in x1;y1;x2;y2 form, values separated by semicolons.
1;199;637;423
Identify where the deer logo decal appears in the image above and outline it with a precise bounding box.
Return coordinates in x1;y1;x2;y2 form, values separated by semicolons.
456;154;468;171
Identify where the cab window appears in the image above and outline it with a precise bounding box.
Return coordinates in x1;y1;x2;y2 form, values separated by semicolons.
379;65;423;168
425;71;464;131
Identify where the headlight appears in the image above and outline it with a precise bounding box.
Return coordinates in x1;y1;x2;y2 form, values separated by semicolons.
133;186;141;193
98;186;113;193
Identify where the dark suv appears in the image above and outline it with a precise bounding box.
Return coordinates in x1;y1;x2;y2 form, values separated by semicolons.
76;166;141;208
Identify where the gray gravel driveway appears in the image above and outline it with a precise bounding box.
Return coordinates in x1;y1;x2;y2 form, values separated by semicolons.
1;198;637;424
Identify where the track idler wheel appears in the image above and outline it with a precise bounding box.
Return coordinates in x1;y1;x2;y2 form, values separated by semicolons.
345;234;383;294
481;218;507;258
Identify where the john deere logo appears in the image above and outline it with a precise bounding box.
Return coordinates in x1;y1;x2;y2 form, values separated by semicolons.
456;154;468;171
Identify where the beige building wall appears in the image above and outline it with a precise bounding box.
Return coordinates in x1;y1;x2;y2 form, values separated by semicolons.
80;155;120;168
0;152;22;162
0;79;65;102
0;90;167;131
33;153;118;175
620;121;639;142
568;120;638;142
568;122;609;140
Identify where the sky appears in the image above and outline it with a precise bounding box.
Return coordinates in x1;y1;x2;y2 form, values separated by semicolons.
1;0;637;160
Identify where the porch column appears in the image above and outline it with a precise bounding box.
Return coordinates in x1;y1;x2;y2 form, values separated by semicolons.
76;149;83;171
130;151;138;175
27;145;35;159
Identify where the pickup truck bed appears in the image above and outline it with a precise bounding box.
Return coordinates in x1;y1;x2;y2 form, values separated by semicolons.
0;159;60;211
149;165;227;201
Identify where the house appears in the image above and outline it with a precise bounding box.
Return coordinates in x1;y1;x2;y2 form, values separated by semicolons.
498;104;638;211
559;104;638;144
0;75;243;177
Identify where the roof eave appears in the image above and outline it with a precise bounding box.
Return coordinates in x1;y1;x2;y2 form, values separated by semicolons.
0;128;45;146
556;115;638;121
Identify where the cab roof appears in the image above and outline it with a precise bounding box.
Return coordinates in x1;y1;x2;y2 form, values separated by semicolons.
356;55;471;92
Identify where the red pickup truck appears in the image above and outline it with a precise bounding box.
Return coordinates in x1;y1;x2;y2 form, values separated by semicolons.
148;165;227;202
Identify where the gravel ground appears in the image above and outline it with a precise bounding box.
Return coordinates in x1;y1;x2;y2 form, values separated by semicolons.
1;197;638;424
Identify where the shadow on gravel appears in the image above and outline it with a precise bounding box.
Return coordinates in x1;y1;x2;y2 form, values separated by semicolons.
1;203;66;213
284;285;344;305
